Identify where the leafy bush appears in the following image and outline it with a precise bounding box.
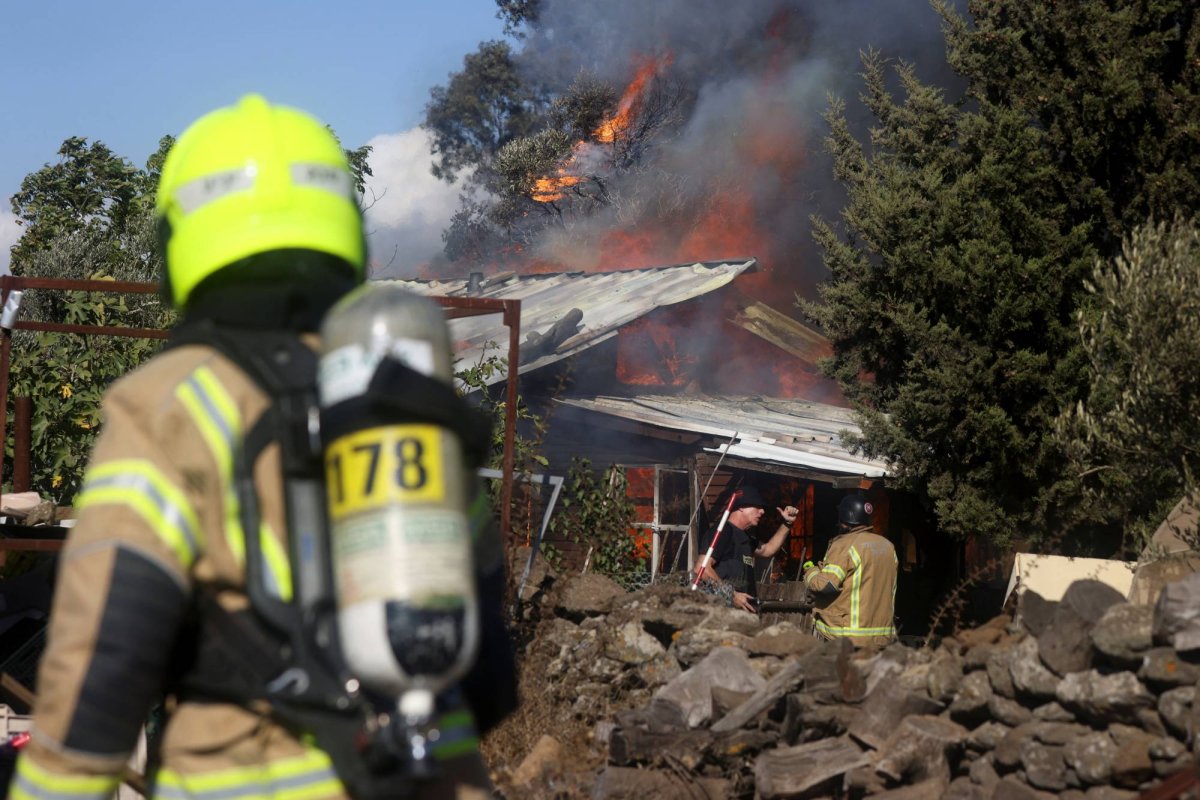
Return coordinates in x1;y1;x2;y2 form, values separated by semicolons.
1057;215;1200;549
549;458;646;580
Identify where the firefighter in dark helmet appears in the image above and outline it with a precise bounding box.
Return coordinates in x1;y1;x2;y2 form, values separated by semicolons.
803;493;898;648
12;95;514;800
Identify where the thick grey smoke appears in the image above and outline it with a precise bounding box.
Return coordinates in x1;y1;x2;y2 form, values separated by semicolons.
513;0;963;301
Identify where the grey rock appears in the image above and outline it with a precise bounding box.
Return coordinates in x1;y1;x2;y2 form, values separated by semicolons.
847;678;941;750
1055;670;1155;724
1139;646;1200;688
1156;754;1195;778
1020;740;1068;792
746;623;818;658
988;647;1018;698
969;756;1000;789
1091;603;1154;667
555;573;625;619
994;723;1038;772
963;643;995;672
989;694;1034;727
1038;581;1126;676
1032;702;1075;722
1063;731;1117;785
1149;735;1187;762
1109;724;1156;789
928;649;965;703
1152;571;1200;652
950;670;994;726
1018;591;1059;637
669;626;750;667
944;776;988;800
651;646;765;728
1083;789;1137;800
1009;636;1060;700
634;652;682;690
604;620;667;665
1134;707;1168;737
991;775;1056;799
698;604;767;636
1032;722;1089;746
1156;685;1194;738
966;721;1011;753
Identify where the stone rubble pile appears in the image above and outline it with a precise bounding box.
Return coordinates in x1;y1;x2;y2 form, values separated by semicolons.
504;566;1200;799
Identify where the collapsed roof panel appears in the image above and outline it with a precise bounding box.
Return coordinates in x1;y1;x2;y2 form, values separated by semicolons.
386;259;757;383
557;394;888;478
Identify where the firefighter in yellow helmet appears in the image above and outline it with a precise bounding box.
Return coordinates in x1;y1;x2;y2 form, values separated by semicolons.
12;95;513;800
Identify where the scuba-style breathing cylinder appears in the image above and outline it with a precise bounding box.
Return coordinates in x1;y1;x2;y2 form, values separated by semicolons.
317;283;480;773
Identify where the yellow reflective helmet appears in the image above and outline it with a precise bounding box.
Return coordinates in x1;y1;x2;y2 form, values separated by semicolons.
156;94;366;310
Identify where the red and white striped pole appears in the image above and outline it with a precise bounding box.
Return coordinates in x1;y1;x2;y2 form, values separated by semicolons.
691;491;740;590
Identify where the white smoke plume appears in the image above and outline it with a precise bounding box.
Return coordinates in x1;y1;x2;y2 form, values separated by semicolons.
0;209;20;275
361;128;466;279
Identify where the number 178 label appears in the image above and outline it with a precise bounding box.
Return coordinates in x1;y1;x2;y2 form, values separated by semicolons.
326;424;446;518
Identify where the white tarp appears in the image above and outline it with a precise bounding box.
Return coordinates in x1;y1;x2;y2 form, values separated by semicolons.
1004;553;1137;606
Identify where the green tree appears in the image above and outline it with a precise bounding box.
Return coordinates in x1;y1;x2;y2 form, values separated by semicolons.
941;1;1200;247
424;40;542;183
9;138;141;272
804;52;1095;545
806;1;1200;547
495;0;541;37
7;205;171;501
1057;216;1200;547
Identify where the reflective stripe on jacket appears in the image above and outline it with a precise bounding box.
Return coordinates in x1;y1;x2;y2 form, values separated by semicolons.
16;343;489;800
803;526;898;647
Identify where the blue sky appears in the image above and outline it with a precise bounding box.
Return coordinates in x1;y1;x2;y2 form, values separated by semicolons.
0;1;509;274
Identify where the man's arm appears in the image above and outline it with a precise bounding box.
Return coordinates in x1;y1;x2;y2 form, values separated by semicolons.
754;505;798;559
803;536;854;595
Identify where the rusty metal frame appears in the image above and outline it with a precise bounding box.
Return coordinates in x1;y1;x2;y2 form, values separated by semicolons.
0;276;522;549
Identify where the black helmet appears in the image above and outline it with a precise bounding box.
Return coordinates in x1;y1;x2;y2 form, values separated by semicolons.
837;493;874;527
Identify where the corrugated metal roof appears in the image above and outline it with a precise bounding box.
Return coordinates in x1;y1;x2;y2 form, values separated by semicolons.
557;394;889;477
384;259;756;383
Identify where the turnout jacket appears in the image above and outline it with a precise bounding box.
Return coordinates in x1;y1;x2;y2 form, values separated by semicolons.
13;343;492;800
803;525;898;648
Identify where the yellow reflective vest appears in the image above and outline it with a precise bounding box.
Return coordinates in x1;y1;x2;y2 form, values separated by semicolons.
13;343;491;800
803;525;898;648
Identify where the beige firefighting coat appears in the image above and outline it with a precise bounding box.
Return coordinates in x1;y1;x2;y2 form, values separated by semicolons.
13;344;491;800
803;525;898;648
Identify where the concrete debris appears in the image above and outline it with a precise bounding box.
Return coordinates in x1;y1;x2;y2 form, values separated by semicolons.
494;570;1200;799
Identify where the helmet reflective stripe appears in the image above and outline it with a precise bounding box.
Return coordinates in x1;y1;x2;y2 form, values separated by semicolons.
154;747;340;800
172;163;353;217
77;459;202;568
12;755;119;800
175;366;293;601
290;163;354;196
173;166;257;215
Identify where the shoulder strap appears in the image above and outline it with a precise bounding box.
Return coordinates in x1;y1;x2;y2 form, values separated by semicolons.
166;321;345;696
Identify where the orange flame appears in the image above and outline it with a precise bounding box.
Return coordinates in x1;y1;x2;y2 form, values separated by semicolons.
530;54;672;204
593;55;671;143
531;172;583;203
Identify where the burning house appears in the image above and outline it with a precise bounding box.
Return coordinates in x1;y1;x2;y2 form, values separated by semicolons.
389;259;954;632
382;1;974;627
